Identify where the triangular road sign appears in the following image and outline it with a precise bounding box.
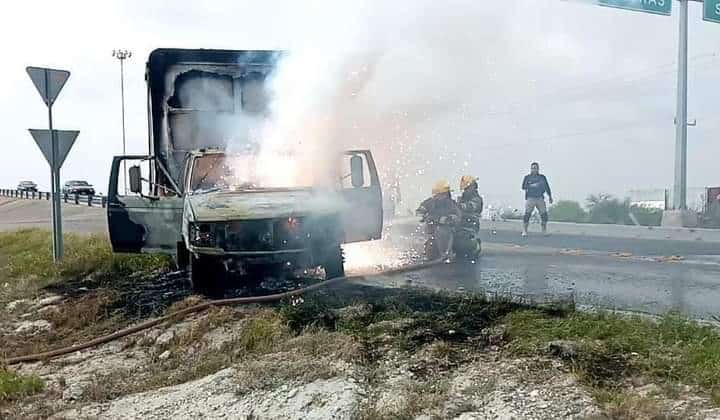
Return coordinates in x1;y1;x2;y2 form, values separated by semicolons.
26;67;70;106
28;129;79;170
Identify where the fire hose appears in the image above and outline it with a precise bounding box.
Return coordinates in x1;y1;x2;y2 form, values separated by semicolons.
4;259;445;366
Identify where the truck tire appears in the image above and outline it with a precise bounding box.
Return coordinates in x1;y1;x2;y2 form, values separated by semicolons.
321;244;345;279
189;254;226;298
176;241;190;271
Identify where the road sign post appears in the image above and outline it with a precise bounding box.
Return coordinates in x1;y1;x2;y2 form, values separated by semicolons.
26;66;78;262
705;0;720;23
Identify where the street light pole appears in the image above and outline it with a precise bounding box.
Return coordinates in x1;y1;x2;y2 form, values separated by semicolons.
112;49;132;194
673;0;689;210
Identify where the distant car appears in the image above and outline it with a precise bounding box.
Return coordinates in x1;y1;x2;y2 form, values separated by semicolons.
62;180;95;195
17;181;38;192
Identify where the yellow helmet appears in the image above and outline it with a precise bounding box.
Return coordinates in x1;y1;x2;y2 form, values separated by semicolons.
432;180;451;195
460;175;477;191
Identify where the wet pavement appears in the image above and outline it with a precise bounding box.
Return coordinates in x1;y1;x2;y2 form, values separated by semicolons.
367;220;720;320
364;244;720;319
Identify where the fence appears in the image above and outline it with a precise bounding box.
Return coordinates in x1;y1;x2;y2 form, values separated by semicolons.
628;187;707;212
0;188;107;208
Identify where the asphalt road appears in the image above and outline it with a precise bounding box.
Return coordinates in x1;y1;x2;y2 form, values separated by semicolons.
374;218;720;319
0;197;107;235
2;199;719;319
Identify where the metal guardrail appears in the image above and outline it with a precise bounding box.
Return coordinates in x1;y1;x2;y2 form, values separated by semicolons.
0;188;107;208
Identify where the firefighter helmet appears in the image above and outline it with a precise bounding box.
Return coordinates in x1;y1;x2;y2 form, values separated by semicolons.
432;180;451;195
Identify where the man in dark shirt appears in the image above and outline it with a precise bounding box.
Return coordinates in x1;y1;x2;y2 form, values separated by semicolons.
521;162;553;236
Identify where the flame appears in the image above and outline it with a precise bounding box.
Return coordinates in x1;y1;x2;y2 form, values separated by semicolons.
343;241;406;274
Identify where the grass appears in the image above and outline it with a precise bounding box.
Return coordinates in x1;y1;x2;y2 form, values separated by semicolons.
0;229;171;303
505;310;720;403
0;229;173;359
0;370;44;403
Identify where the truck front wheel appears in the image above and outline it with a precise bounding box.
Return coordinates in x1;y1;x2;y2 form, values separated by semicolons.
189;254;226;298
321;244;345;279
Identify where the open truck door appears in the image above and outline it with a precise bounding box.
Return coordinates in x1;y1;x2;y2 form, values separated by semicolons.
107;156;183;254
340;150;383;243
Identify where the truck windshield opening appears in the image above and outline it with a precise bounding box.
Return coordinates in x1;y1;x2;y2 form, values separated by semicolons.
189;153;313;194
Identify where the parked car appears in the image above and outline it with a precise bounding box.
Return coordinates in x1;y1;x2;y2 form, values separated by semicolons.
17;181;38;192
62;180;95;195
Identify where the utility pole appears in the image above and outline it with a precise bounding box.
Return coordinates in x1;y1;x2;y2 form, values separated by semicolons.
112;49;132;194
662;0;702;227
673;0;689;211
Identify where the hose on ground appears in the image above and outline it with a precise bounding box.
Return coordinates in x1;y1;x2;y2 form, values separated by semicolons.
4;259;444;365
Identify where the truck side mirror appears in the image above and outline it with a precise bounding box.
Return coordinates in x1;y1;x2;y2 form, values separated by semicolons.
350;155;365;188
129;165;142;194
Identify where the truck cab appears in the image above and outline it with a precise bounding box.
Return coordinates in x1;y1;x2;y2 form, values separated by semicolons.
106;49;383;296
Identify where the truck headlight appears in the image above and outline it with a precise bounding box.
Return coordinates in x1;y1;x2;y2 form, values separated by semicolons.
189;223;217;247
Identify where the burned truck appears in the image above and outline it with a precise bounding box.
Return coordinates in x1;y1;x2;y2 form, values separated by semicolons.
107;49;383;296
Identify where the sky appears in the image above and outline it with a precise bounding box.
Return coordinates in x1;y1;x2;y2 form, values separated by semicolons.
1;0;718;211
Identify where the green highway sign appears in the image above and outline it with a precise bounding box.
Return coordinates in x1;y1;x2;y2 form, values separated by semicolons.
597;0;671;16
705;0;720;24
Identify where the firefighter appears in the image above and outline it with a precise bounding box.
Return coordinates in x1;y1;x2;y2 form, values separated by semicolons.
456;175;483;258
416;180;459;260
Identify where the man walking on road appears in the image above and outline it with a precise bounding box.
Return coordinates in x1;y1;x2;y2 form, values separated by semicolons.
521;162;553;237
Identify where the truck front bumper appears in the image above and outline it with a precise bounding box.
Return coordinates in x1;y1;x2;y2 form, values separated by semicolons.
188;245;313;267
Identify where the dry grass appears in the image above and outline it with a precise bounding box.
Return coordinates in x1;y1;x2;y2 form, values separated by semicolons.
356;379;450;420
235;353;342;395
279;326;363;362
593;390;681;420
0;289;125;359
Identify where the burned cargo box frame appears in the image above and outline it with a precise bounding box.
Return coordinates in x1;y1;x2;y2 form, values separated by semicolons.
146;49;281;191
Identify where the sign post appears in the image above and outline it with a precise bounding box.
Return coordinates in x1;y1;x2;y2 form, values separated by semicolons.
26;66;78;262
705;0;720;23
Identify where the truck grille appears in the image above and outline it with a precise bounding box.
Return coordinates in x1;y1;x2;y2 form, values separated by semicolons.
219;218;308;252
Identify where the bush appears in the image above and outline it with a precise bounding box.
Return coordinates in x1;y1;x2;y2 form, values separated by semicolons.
583;194;662;227
586;194;627;224
549;200;586;223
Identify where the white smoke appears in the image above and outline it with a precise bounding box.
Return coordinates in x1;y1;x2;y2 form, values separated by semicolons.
241;0;673;208
250;1;524;205
255;48;383;188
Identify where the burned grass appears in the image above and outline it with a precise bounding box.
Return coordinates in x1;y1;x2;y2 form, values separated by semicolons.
279;284;533;353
